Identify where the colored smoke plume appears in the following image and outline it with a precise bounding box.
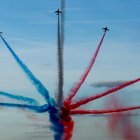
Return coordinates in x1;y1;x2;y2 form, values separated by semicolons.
106;96;140;140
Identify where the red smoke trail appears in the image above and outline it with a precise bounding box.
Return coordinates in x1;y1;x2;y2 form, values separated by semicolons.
105;96;122;133
70;106;140;115
60;106;74;140
61;120;74;140
69;77;140;109
122;115;140;140
106;96;140;140
64;32;107;103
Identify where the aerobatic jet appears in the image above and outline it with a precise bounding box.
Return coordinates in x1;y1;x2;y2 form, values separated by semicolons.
55;9;62;15
102;27;109;32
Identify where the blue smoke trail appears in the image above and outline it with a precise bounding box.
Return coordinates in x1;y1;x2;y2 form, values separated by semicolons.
0;36;64;139
49;106;64;140
0;91;38;105
0;36;54;106
0;103;50;113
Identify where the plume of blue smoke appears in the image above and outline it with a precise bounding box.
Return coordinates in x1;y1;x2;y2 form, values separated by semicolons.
0;91;38;105
49;106;64;140
0;36;64;139
0;103;50;113
0;36;55;106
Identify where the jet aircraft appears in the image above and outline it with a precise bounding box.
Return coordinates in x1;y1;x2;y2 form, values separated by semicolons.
102;27;109;32
55;9;62;15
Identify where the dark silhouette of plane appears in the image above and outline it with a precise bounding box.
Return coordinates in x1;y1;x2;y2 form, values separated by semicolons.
0;32;3;35
102;27;109;32
55;9;62;15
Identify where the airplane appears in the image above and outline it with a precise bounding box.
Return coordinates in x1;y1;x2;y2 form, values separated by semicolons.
102;27;109;32
55;9;62;15
0;32;3;35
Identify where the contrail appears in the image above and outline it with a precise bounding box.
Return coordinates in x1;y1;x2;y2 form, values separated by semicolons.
69;77;140;109
0;91;38;105
0;36;54;105
65;32;107;103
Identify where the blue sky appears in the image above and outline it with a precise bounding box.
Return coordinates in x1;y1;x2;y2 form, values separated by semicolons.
0;0;139;95
0;0;140;139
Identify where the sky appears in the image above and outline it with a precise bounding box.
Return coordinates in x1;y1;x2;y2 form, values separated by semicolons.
0;0;140;140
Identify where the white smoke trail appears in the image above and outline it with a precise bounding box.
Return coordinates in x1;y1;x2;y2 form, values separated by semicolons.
56;0;66;108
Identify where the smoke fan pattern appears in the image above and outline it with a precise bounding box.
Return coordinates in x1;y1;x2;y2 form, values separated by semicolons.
0;1;140;139
0;30;140;140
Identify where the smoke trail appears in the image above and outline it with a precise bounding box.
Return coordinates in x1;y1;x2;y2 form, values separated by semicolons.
0;103;50;113
122;119;140;140
57;12;64;108
65;32;107;103
61;0;65;85
0;36;54;106
55;0;65;108
106;96;140;140
70;106;140;115
61;120;74;140
0;36;64;140
61;0;65;48
0;91;38;105
69;77;140;109
49;107;64;140
59;105;74;140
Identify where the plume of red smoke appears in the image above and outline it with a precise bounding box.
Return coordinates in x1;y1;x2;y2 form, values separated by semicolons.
69;78;140;110
65;32;106;103
70;106;140;115
61;120;74;140
106;96;140;140
60;105;74;140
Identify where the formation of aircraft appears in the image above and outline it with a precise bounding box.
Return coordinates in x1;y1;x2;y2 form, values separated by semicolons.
55;9;109;33
0;11;109;38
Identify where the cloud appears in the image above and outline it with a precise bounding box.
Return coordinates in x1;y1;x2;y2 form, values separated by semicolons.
91;81;127;88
